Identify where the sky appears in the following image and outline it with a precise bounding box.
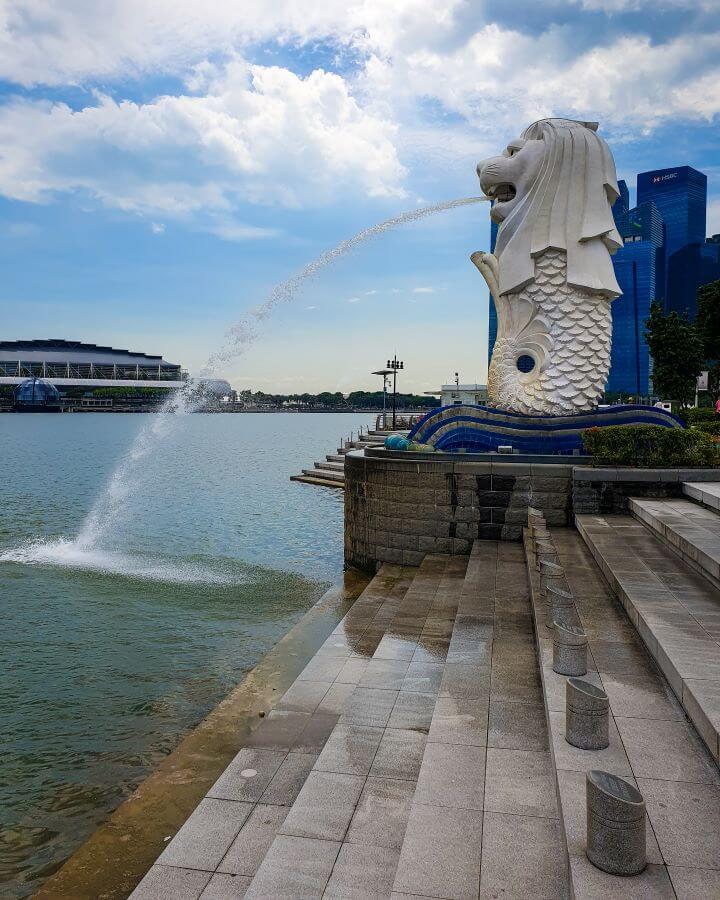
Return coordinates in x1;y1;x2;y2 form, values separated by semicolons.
0;0;719;394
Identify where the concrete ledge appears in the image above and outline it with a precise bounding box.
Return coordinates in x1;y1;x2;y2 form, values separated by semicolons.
684;481;720;511
573;468;720;483
629;497;720;589
576;514;720;766
525;527;720;898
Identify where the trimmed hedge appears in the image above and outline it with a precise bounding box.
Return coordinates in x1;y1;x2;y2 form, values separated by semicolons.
681;407;718;425
689;420;720;436
581;424;719;467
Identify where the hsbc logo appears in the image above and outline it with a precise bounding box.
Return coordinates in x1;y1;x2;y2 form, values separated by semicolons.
653;173;678;183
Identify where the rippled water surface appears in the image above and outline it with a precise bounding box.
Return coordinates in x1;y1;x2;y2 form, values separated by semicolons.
0;412;371;897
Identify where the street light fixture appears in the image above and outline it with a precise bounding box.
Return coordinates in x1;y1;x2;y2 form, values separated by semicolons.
371;367;393;424
387;355;404;429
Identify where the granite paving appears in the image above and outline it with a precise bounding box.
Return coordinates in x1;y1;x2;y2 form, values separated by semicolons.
577;511;720;764
133;541;571;899
528;525;720;898
393;541;566;900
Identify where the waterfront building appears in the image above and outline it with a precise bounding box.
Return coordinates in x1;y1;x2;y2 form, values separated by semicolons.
612;178;630;222
606;201;664;397
487;220;499;365
637;166;706;263
665;235;720;320
12;377;62;412
0;339;187;391
637;166;708;315
425;383;489;406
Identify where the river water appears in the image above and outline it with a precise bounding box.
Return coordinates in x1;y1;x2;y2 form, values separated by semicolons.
0;412;372;898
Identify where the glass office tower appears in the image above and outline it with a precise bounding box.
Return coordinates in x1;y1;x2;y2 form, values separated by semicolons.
487;220;499;366
607;202;664;397
637;166;707;314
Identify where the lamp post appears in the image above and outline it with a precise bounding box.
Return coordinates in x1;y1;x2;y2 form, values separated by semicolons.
371;367;393;428
387;356;404;429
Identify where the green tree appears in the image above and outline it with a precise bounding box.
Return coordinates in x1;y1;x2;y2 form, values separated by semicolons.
695;279;720;362
645;302;704;408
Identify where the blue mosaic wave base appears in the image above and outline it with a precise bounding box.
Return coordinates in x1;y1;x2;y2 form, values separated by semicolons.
407;404;684;455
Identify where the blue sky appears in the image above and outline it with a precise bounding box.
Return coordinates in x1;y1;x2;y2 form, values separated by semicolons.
0;0;718;393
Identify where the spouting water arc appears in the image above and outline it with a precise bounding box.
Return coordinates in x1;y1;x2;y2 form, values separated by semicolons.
13;196;487;572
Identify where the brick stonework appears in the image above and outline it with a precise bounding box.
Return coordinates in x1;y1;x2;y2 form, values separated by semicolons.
344;451;574;572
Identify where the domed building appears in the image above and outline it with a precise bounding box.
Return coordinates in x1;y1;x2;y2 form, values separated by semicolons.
13;378;61;412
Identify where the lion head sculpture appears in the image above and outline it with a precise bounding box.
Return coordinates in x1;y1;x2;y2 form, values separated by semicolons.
476;118;622;298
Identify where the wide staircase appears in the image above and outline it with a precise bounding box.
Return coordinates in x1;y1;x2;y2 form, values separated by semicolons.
291;428;404;488
130;497;720;899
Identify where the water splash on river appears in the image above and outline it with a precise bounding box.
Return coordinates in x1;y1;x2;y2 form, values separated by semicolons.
8;196;485;569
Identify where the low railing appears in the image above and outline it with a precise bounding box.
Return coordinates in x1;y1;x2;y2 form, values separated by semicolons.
374;412;426;431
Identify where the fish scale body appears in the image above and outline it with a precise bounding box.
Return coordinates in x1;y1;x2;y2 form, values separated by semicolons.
488;249;612;415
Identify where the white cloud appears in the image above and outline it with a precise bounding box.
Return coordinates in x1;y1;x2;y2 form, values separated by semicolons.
305;305;318;310
361;26;720;137
0;59;405;222
413;286;434;293
346;296;361;303
150;222;165;234
364;289;378;295
203;220;279;242
0;0;469;87
0;1;718;235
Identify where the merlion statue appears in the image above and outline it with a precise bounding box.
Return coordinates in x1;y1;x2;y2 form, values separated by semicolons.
472;118;623;416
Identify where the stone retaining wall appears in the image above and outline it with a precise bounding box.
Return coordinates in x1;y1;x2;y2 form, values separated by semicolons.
344;450;720;572
344;450;574;571
572;467;720;514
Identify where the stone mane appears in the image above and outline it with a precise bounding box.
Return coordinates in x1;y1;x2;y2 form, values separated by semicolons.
473;118;623;416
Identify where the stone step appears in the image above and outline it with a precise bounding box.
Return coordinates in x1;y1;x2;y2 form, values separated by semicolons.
629;496;720;589
302;467;344;483
243;553;470;898
525;525;720;898
315;460;344;472
683;481;720;511
290;474;344;489
578;512;720;770
392;539;567;900
326;454;344;463
129;563;419;899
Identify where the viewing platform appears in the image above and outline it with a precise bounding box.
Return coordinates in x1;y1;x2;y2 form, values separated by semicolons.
125;499;720;898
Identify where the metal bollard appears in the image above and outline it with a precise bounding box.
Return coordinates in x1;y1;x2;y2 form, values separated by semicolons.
546;582;576;627
553;622;587;675
586;770;646;876
566;678;609;750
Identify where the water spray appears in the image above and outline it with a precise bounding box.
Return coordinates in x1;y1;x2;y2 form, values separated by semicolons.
7;197;486;566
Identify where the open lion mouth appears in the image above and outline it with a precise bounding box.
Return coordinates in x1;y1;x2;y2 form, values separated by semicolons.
486;182;516;203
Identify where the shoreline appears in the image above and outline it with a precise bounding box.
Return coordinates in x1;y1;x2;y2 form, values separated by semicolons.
33;569;370;900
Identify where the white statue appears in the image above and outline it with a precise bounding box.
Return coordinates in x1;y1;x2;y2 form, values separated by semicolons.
472;118;623;416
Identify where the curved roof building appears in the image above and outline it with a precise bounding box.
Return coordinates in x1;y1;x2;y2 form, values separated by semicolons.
13;377;62;411
0;339;186;388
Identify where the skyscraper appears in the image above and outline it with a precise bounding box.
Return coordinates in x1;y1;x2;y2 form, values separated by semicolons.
607;201;665;397
637;166;707;315
487;220;499;366
637;166;706;258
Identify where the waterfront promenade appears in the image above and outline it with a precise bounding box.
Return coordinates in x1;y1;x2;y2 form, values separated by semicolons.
126;506;720;897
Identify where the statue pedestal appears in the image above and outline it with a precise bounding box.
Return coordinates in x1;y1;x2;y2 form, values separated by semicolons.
407;403;683;455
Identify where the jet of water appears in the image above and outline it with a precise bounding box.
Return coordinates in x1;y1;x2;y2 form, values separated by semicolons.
204;196;485;372
61;196;487;555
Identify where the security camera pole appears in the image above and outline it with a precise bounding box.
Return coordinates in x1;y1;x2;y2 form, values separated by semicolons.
387;355;404;430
